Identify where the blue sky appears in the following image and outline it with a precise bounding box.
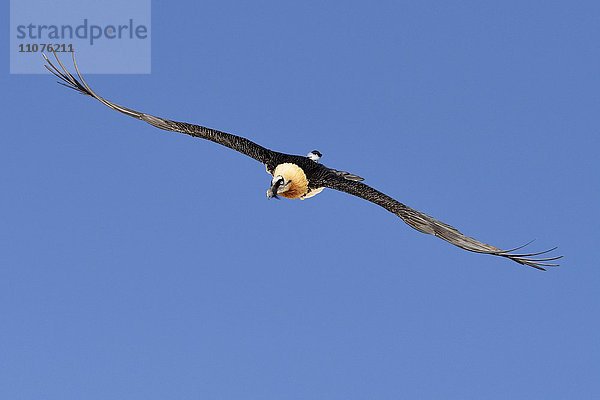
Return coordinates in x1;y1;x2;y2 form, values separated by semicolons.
2;1;599;399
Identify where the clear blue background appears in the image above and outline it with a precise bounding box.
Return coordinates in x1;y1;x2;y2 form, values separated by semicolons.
2;1;599;399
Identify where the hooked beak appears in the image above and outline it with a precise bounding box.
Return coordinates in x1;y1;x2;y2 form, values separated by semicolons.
267;179;283;199
266;188;278;199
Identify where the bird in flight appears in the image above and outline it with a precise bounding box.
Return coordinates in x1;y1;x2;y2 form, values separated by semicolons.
43;51;561;270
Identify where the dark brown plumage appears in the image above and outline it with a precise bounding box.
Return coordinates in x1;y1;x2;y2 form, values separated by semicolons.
43;51;562;270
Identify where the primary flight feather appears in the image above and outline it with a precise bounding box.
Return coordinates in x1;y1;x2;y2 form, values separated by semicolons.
43;51;562;270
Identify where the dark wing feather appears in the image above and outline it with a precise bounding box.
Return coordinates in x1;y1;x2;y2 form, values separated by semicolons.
43;51;274;165
323;174;562;270
329;168;365;182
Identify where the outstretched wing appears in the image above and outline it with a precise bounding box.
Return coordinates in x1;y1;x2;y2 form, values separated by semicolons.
323;174;562;270
43;51;275;165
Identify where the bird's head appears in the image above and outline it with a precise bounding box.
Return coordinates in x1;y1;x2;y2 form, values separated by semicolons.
266;163;309;199
266;175;290;199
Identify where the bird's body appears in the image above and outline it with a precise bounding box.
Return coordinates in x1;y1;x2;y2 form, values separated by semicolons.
272;162;316;199
43;52;561;270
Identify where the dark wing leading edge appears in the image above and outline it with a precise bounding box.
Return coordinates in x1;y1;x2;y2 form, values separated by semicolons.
43;52;275;165
323;174;562;270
